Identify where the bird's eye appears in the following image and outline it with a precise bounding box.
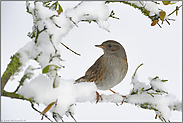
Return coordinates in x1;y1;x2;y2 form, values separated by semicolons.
108;44;112;48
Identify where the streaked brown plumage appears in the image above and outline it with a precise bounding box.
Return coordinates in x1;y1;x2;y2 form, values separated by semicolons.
75;40;128;91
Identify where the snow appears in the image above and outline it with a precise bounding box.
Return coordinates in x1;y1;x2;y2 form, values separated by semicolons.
131;74;151;91
130;1;171;21
149;77;167;91
16;1;110;80
17;41;35;66
17;74;97;116
8;41;36;81
17;69;181;121
127;73;181;120
129;1;160;16
36;2;57;21
127;94;172;120
75;82;97;102
145;1;160;16
24;65;35;78
16;2;111;114
65;1;109;30
128;1;145;7
3;1;181;122
101;93;123;103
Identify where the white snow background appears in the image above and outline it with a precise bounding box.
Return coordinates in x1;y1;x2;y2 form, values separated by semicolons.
1;1;182;122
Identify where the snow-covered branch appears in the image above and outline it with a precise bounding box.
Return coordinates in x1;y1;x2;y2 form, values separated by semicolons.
1;1;182;122
16;64;181;122
1;1;110;92
1;1;112;121
106;1;182;27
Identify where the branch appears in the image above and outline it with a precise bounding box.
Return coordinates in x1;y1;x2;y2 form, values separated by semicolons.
105;1;181;28
105;1;159;22
61;42;81;56
132;63;143;77
2;1;181;122
16;71;181;122
34;26;47;43
1;53;22;95
53;112;64;122
2;90;36;104
2;68;181;122
168;5;182;16
31;102;54;122
13;74;28;93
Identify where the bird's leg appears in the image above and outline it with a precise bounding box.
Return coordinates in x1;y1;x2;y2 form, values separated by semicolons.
109;89;116;93
120;95;126;105
110;89;126;97
120;98;125;105
96;91;103;104
109;89;119;105
109;89;126;105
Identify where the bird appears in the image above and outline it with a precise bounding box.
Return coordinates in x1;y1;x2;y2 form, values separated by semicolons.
75;40;128;103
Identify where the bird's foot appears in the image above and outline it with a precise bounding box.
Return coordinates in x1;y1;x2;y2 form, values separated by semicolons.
96;91;103;104
120;95;126;105
109;89;116;93
109;89;126;105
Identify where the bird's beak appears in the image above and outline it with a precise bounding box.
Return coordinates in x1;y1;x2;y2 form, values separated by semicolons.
95;44;105;49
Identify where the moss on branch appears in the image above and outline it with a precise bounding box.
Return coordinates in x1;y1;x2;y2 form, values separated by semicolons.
2;90;36;104
1;53;22;95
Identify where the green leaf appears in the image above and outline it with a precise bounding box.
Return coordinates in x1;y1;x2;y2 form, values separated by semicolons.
42;65;59;74
53;73;58;88
26;1;32;14
58;4;63;13
41;100;57;115
49;2;57;10
152;76;159;80
42;1;51;7
151;20;159;26
161;79;168;82
159;11;166;21
162;1;171;5
54;2;58;10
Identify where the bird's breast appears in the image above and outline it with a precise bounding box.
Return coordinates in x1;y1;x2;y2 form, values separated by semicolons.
95;55;128;90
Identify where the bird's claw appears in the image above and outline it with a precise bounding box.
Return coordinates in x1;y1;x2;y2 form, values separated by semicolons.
120;95;126;105
96;91;103;104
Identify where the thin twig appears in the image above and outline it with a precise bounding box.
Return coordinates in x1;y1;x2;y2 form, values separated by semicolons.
52;115;59;123
53;112;64;122
109;10;120;19
49;34;58;54
144;87;153;91
157;23;162;28
152;1;160;4
168;5;182;16
69;112;77;122
133;63;143;77
69;17;78;27
61;42;81;56
161;116;167;122
31;102;53;122
49;54;64;63
35;26;47;43
73;1;83;9
13;74;30;93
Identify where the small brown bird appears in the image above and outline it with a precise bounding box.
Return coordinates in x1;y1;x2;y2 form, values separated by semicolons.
75;40;128;102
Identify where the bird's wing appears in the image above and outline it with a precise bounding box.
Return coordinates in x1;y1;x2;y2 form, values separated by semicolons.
75;55;104;82
85;55;104;76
